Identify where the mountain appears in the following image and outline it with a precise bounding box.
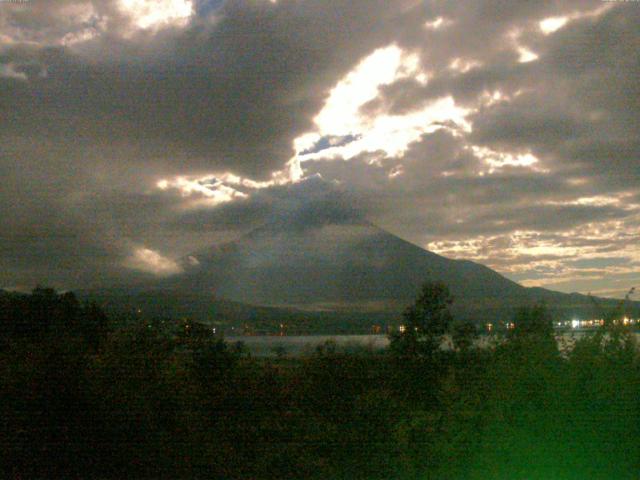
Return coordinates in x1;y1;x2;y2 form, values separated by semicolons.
148;214;638;326
78;211;638;331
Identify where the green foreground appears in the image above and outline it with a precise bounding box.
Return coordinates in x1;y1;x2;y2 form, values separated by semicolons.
1;286;639;479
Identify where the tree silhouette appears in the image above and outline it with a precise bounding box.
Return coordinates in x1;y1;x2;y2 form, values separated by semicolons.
0;287;108;347
511;303;554;339
452;320;477;352
390;281;453;356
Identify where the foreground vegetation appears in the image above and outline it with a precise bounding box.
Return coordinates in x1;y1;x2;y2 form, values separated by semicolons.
1;286;639;479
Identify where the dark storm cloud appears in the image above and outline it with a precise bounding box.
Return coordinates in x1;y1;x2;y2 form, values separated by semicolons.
1;0;425;177
0;0;426;287
303;126;633;240
0;137;185;287
467;97;586;152
327;8;638;215
358;4;639;182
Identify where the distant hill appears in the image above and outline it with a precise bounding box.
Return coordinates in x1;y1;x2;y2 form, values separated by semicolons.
78;287;393;334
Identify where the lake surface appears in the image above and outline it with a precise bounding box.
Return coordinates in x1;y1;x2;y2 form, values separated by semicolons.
227;334;389;356
227;332;640;357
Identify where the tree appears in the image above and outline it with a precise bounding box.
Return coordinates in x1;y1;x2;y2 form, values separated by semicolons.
511;303;554;339
508;303;558;359
80;301;109;349
390;281;454;356
452;320;477;353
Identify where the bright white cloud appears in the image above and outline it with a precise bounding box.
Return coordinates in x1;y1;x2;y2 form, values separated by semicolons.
294;44;470;165
156;159;303;209
506;27;539;63
61;29;101;46
544;195;630;208
517;46;539;63
58;3;104;45
539;16;568;35
157;175;248;207
125;247;183;276
538;4;614;36
312;44;410;136
477;89;525;108
424;16;452;30
471;146;542;174
388;164;404;179
298;96;470;163
119;0;193;29
449;57;482;73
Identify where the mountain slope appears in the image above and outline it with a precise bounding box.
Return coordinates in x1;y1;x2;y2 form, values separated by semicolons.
156;217;636;324
177;221;518;306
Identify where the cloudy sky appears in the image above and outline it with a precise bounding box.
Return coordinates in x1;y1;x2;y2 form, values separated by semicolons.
1;0;638;298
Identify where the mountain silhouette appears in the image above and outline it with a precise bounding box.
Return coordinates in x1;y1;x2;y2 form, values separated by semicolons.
149;213;637;325
78;209;638;328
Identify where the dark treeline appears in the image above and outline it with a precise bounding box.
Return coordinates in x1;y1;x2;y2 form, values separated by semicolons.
1;284;639;479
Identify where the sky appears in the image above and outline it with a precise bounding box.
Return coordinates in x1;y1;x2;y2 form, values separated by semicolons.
0;0;638;298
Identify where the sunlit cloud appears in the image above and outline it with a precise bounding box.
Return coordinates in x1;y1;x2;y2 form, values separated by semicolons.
449;57;482;73
539;16;568;35
292;42;491;173
427;214;640;299
517;46;539;63
538;4;615;36
125;247;183;276
61;29;101;46
470;146;543;174
293;43;468;165
0;63;27;81
295;45;431;160
156;159;304;209
506;27;539;63
59;3;105;45
298;96;470;163
544;195;634;208
156;175;248;207
312;44;413;136
477;89;523;108
424;16;452;31
388;164;404;179
119;0;193;29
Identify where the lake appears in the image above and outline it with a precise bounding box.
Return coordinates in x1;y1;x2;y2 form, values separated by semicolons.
227;332;640;357
226;334;389;356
